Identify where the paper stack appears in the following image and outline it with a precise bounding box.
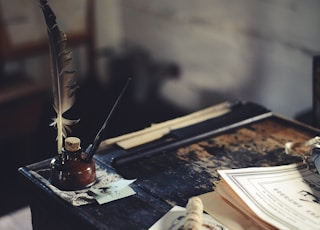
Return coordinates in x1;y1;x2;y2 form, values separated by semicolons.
199;164;320;230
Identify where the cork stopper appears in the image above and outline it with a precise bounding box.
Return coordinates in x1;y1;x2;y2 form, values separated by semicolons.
64;137;81;152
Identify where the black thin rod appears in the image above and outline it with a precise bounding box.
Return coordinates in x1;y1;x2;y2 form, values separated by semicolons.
112;112;272;167
85;78;131;161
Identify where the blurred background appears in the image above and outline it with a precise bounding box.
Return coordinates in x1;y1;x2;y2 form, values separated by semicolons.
1;0;320;216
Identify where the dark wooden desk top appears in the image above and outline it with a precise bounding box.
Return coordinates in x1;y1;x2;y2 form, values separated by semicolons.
18;101;320;230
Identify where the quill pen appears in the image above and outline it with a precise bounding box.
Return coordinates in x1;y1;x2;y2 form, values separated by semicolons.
40;0;79;153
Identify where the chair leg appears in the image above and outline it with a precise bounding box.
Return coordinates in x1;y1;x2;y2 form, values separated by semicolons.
313;55;320;128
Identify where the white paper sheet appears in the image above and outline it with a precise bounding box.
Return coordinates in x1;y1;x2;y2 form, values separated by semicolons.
148;206;229;230
218;164;320;230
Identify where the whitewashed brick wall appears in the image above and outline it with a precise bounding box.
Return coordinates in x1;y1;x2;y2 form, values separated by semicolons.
13;0;320;118
115;0;320;117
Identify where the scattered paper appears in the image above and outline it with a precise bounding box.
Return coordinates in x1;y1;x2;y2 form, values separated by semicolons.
148;206;229;230
94;186;136;205
90;179;137;205
30;168;136;206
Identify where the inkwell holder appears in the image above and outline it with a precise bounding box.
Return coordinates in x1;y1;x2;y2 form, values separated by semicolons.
50;137;96;191
39;0;130;192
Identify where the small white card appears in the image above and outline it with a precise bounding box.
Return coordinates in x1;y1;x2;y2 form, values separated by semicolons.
95;186;136;205
89;179;136;205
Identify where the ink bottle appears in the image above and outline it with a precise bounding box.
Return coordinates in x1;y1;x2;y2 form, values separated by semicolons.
50;137;96;191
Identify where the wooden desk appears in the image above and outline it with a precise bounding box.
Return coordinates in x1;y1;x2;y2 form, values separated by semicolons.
18;101;320;230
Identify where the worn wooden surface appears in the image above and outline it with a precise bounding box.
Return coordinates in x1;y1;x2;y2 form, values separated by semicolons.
111;117;314;207
19;101;319;230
